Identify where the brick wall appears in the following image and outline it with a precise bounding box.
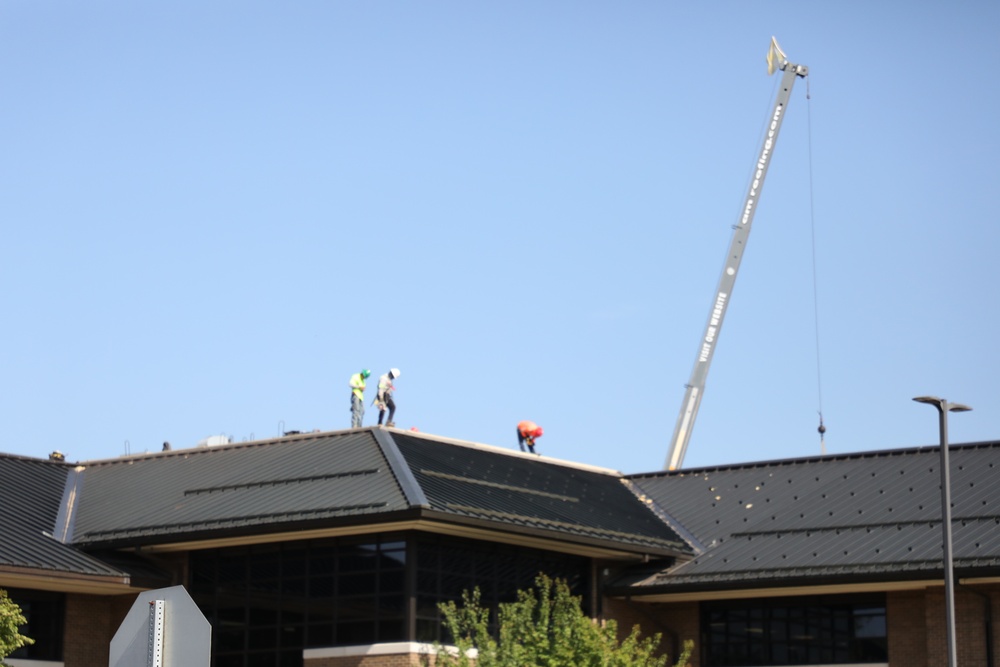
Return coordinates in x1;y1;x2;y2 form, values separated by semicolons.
304;643;444;667
602;597;698;666
62;593;131;667
887;589;927;667
888;584;1000;667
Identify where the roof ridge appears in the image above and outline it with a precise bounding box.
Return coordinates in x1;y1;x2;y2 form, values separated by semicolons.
627;440;1000;478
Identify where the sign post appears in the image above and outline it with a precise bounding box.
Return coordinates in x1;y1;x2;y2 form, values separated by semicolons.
109;585;210;667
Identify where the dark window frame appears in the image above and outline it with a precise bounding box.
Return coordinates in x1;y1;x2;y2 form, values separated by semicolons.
701;593;887;666
189;531;590;665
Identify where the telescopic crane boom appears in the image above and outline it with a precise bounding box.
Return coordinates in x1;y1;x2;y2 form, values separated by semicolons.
665;38;808;471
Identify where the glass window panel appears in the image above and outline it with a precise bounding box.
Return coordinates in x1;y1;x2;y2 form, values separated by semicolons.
417;595;442;617
312;551;337;576
215;654;243;667
378;619;405;641
339;544;378;571
440;551;474;577
417;570;439;595
855;614;887;637
337;620;376;645
307;623;333;647
282;577;306;596
250;560;280;580
380;570;405;593
311;575;334;597
218;604;247;626
217;628;246;652
248;626;276;650
416;545;439;569
339;571;376;595
247;578;281;596
337;596;376;621
282;559;307;579
247;651;276;667
378;594;406;614
280;624;304;647
771;642;788;663
282;609;305;624
308;608;334;627
416;618;441;643
249;607;278;626
218;555;248;585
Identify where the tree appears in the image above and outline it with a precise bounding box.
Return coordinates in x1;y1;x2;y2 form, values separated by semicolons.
432;574;693;667
0;589;34;667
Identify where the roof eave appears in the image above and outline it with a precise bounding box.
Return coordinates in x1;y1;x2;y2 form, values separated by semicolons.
0;564;133;595
607;562;1000;601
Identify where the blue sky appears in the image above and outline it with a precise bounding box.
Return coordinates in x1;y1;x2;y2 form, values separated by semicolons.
2;2;997;473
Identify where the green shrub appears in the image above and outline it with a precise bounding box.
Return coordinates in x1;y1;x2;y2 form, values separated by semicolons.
433;574;693;667
0;589;34;667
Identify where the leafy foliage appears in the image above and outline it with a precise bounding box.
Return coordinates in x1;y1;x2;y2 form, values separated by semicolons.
432;574;692;667
0;589;34;666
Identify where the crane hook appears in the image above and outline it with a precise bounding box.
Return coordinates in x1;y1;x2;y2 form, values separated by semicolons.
817;412;826;455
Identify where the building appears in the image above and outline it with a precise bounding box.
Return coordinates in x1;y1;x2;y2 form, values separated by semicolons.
2;426;999;666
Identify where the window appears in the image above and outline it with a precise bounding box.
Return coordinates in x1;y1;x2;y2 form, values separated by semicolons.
189;532;590;665
413;535;589;643
191;534;407;666
6;588;65;661
702;594;887;666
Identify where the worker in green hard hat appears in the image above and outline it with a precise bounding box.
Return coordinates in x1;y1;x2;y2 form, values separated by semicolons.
349;369;371;428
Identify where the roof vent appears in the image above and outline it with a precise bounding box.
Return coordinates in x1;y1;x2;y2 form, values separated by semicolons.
197;435;231;448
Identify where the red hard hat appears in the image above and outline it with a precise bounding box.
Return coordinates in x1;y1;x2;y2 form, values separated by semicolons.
533;426;544;438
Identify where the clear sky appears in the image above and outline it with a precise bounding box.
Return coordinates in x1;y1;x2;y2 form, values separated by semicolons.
2;2;997;473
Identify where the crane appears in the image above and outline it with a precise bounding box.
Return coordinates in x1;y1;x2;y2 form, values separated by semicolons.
664;38;808;471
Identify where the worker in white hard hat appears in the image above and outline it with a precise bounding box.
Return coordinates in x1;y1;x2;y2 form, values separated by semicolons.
376;368;400;427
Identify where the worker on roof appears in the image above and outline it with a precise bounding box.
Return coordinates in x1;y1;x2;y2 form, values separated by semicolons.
375;368;400;427
349;369;371;428
517;420;543;454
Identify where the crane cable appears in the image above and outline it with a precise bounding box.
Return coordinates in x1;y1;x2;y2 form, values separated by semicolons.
805;76;827;455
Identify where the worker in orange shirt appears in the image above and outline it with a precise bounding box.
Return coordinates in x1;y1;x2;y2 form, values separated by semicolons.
517;420;543;454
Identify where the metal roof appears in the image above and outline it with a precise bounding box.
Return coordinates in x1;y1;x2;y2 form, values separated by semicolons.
620;441;1000;592
393;432;690;553
0;455;127;578
71;430;411;546
66;428;689;557
10;429;1000;594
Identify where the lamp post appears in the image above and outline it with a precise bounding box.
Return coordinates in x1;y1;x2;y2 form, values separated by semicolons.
913;396;972;667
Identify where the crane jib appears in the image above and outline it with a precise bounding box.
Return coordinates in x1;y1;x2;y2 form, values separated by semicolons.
743;103;783;225
664;56;807;472
699;291;729;362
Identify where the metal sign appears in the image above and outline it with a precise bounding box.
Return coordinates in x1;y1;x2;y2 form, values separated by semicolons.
109;585;210;667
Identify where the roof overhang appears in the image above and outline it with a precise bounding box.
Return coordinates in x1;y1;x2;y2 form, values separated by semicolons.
130;515;680;562
0;564;134;595
612;574;1000;603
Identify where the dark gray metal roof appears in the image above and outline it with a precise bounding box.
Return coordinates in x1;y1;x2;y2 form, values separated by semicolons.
15;428;1000;594
72;430;412;546
393;433;690;554
0;455;127;578
620;441;1000;593
69;428;690;557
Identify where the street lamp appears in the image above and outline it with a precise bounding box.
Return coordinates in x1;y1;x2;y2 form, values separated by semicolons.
913;396;972;667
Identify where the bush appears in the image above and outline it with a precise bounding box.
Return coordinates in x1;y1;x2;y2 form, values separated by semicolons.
0;589;34;666
432;574;692;667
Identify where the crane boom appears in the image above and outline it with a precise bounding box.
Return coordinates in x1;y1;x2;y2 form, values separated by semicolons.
665;41;808;471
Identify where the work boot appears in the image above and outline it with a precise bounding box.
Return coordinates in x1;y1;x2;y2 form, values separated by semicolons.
386;421;395;428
